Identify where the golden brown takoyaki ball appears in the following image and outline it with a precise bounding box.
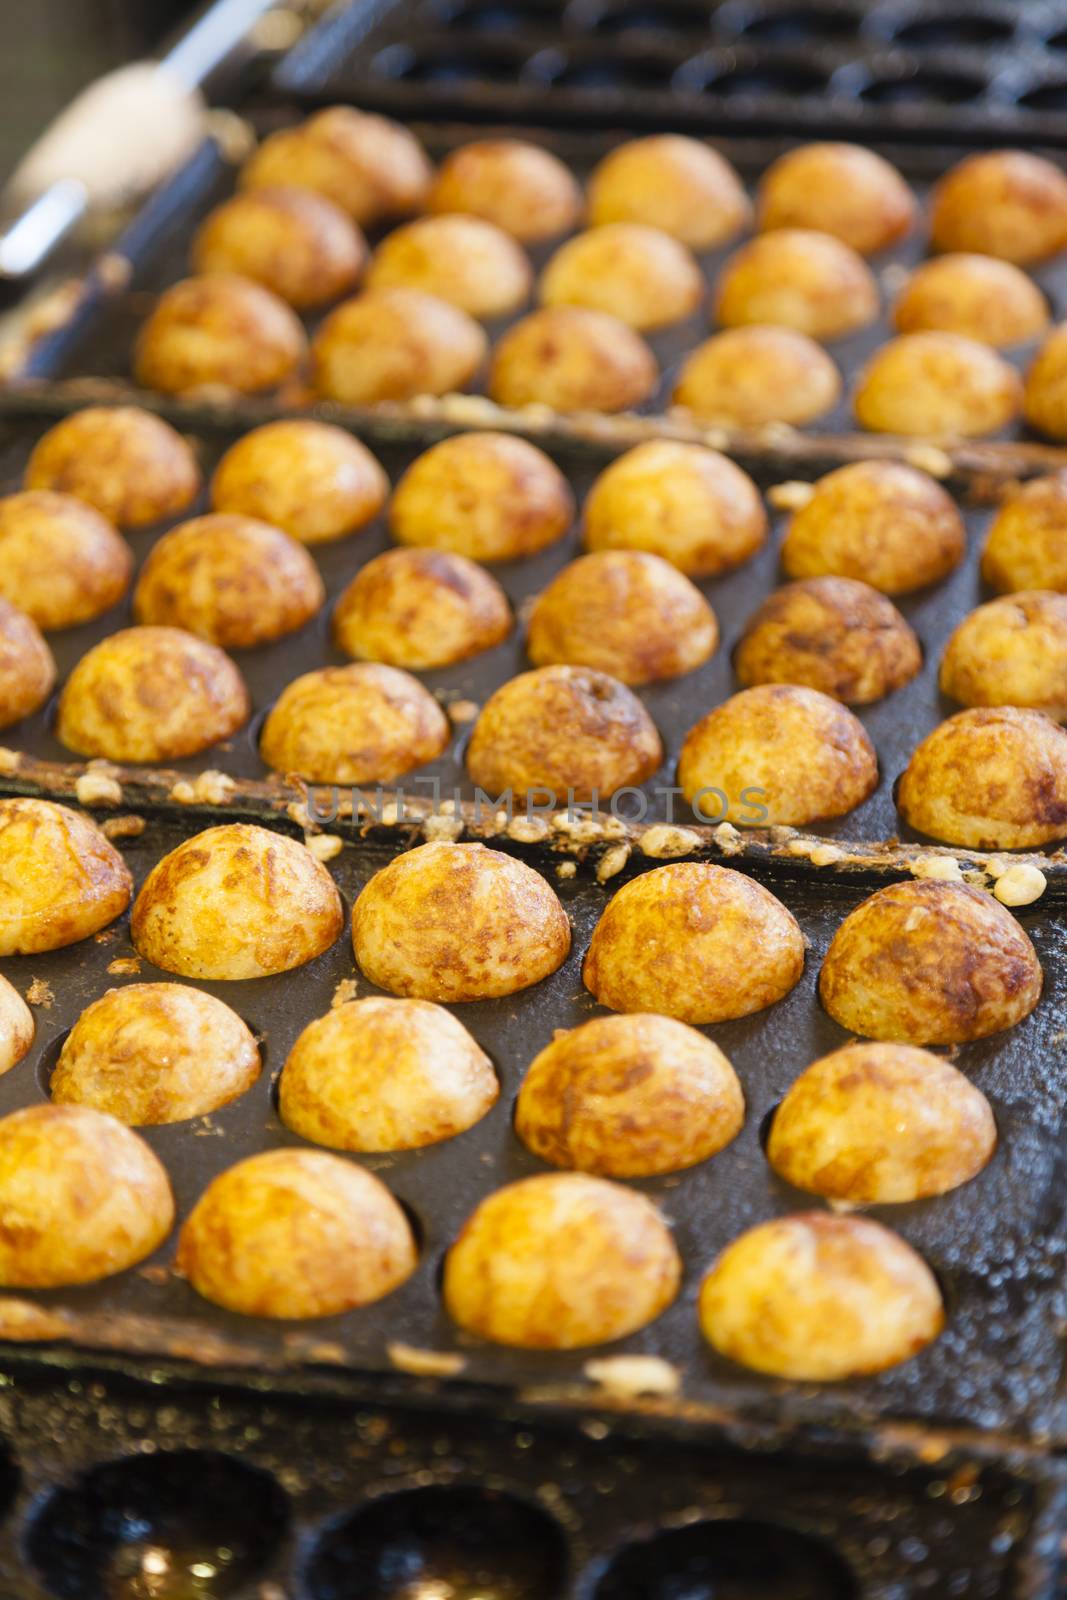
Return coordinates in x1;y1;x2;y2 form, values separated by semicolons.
279;996;498;1152
768;1041;996;1204
366;214;531;319
893;254;1049;348
466;664;662;802
981;472;1067;591
259;663;450;785
0;491;131;630
714;228;879;341
428;138;582;241
0;598;54;731
333;548;511;670
131;823;344;981
671;325;842;429
133;273;307;396
819;879;1042;1045
781;460;965;595
176;1147;416;1319
0;799;132;956
735;577;921;705
854;332;1023;437
211;420;388;546
239;106;432;226
444;1172;680;1349
0;974;33;1077
56;626;250;763
132;514;324;649
699;1213;943;1381
583;861;804;1024
191;186;365;310
587;134;750;251
527;550;717;685
757;142;916;256
50;983;261;1125
487;306;658;413
311;286;487;405
1024;324;1067;440
930;149;1067;266
390;431;573;562
352;841;570;1003
539;224;703;332
941;593;1067;718
515;1013;743;1179
583;440;767;578
24;405;200;529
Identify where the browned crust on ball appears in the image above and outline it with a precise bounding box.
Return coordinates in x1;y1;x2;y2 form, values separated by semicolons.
133;274;307;396
930;150;1067;266
191;186;365;309
854;332;1023;438
428;139;583;241
893;254;1049;347
0;491;132;630
487;305;658;413
672;325;842;428
211;420;388;546
0;597;55;731
0;798;132;955
366;214;533;319
713;228;880;341
587;136;749;251
240;108;432;226
1025;325;1067;442
756;143;916;255
539;224;704;332
940;591;1067;718
24;406;200;529
260;663;450;785
981;471;1067;589
0;974;34;1076
312;286;488;405
334;548;511;670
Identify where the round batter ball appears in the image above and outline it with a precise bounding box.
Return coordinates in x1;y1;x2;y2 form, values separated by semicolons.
211;420;388;546
279;996;498;1152
981;472;1067;590
780;459;966;595
352;841;570;1003
366;214;532;319
176;1147;417;1319
428;138;582;241
240;106;432;226
767;1041;996;1204
131;823;344;981
757;142;916;256
0;798;132;956
260;662;450;785
941;592;1067;718
334;548;511;670
487;305;658;413
893;254;1050;348
526;550;717;685
0;598;54;730
0;974;33;1077
735;577;921;704
672;325;842;429
930;149;1067;266
0;490;131;630
713;228;879;341
133;273;307;396
51;982;261;1125
24;405;200;529
56;626;250;762
854;332;1023;437
515;1012;743;1179
819;878;1043;1045
587;134;749;251
539;224;703;332
583;440;767;577
699;1213;944;1381
1024;323;1067;440
390;431;573;563
191;186;365;310
443;1172;680;1349
583;861;804;1024
311;286;487;405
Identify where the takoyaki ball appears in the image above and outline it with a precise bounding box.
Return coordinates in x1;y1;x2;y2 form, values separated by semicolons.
942;593;1067;719
352;841;570;1003
539;224;703;333
0;598;55;730
51;983;261;1125
893;254;1050;348
819;879;1042;1045
0;491;131;630
768;1041;996;1204
24;405;200;529
583;440;767;578
0;1104;173;1288
713;229;879;342
515;1013;743;1179
334;548;511;670
176;1148;416;1319
735;577;921;705
930;149;1067;266
527;551;717;685
239;106;432;226
583;862;804;1024
699;1213;943;1381
311;286;487;405
260;663;449;785
898;705;1067;850
133;514;324;649
211;420;388;546
854;332;1023;437
487;306;658;413
587;134;750;251
678;684;878;827
757;142;916;256
191;186;364;311
444;1172;681;1349
428;139;582;241
1025;324;1067;440
0;799;133;956
781;460;965;595
56;626;250;763
671;326;842;429
390;431;573;563
131;823;344;981
981;472;1067;591
133;274;307;396
466;664;662;802
279;996;498;1152
0;975;33;1077
366;215;531;319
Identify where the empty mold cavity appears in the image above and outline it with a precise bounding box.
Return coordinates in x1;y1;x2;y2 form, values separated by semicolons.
738;6;860;44
858;68;986;102
703;62;828;95
593;1519;858;1600
427;0;569;28
370;43;531;81
590;1;713;34
1018;81;1067;112
892;12;1015;48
